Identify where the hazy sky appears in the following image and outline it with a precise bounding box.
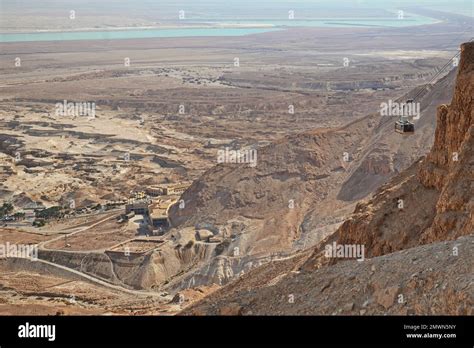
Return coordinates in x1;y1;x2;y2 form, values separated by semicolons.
1;0;472;18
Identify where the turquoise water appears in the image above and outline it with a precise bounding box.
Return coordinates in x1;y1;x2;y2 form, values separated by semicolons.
0;28;280;43
201;15;438;28
0;15;438;43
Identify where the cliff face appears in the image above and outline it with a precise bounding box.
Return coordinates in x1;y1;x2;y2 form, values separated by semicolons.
167;69;456;259
182;42;473;316
334;42;474;258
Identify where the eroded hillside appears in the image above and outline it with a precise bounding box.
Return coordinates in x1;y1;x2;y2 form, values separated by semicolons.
181;42;473;315
319;41;473;260
168;67;456;264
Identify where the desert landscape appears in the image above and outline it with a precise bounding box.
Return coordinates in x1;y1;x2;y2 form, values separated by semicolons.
0;0;472;316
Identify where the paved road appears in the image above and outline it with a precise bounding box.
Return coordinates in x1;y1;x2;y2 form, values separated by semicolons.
30;212;171;297
8;210;172;298
13;257;168;298
39;212;118;250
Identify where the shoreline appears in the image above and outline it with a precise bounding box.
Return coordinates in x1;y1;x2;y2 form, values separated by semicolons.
0;23;276;35
0;15;442;35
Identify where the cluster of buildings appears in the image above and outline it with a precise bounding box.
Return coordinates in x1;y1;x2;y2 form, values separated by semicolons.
121;182;190;236
2;183;189;230
145;183;189;197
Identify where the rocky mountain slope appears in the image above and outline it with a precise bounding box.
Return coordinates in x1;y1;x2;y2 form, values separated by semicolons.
37;64;456;293
181;42;473;314
317;41;473;260
167;64;456;271
183;235;473;315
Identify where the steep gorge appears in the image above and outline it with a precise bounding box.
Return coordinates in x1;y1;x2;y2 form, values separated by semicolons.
325;41;473;259
182;42;473;315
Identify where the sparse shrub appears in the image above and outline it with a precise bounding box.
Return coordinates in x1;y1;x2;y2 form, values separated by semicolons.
12;212;25;220
0;203;13;218
32;219;46;227
215;238;231;255
35;206;63;220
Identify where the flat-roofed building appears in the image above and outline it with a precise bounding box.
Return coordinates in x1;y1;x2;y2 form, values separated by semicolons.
146;182;190;197
125;201;152;216
151;212;169;228
146;186;165;197
164;183;189;196
148;199;172;235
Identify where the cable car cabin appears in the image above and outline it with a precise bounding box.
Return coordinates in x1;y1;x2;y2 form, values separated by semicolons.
395;119;415;134
395;99;415;134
